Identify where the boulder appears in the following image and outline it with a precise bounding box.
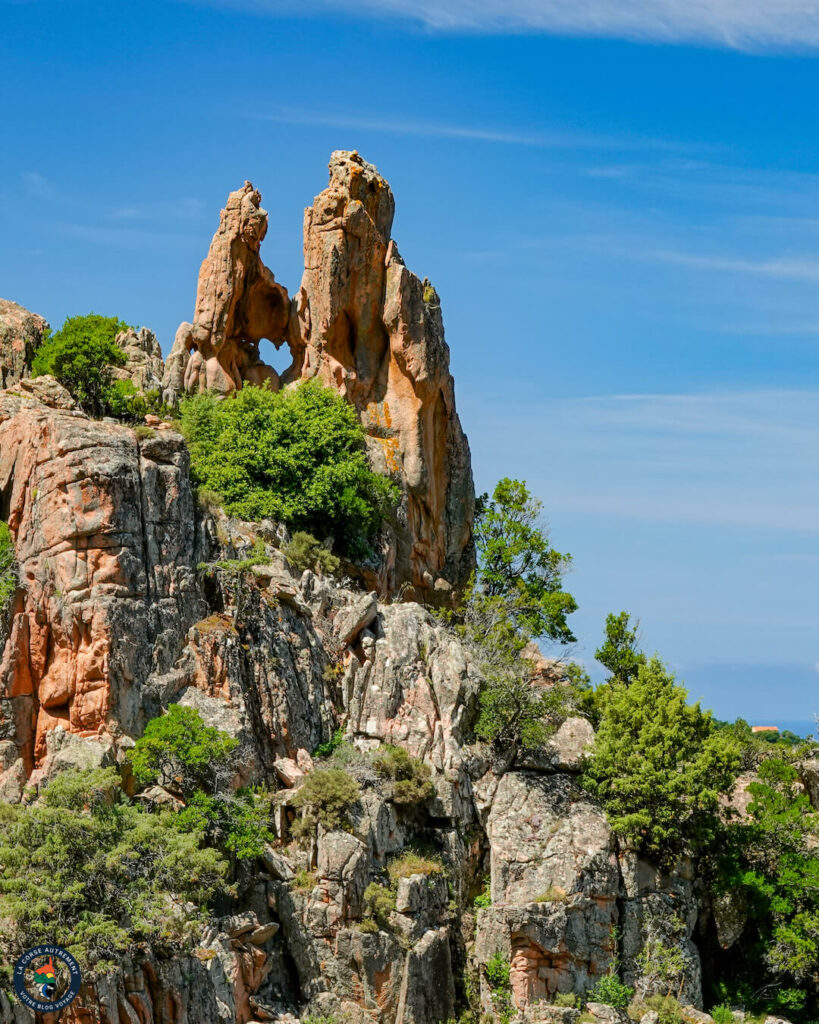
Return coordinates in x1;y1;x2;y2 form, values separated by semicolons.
0;298;48;388
114;325;165;392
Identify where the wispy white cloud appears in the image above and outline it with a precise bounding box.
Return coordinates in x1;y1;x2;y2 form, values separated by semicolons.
109;197;205;222
56;223;199;249
250;107;695;152
178;0;819;50
464;388;819;532
641;249;819;282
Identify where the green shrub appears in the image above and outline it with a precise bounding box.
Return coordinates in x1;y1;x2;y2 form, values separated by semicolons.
473;877;492;909
175;789;273;861
484;951;513;1024
133;424;156;441
635;995;683;1024
387;850;443;881
0;523;17;610
285;531;341;576
373;745;435;807
709;1006;734;1024
105;378;147;422
196;487;223;514
291;869;316;893
711;757;819;1012
553;993;578;1008
129;704;239;796
363;882;396;926
314;727;346;759
179;382;399;558
0;768;228;969
586;973;634;1009
32;313;130;417
290;769;361;838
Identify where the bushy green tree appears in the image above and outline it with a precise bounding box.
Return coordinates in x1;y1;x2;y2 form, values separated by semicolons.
180;382;398;558
129;705;272;860
31;314;130;416
0;768;228;969
712;758;819;1014
582;657;742;861
129;704;238;796
473;478;577;644
459;479;580;756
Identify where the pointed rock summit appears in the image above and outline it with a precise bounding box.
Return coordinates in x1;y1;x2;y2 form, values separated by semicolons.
166;151;475;599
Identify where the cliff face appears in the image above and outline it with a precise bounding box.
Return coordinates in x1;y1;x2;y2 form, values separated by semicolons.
0;162;713;1023
0;378;704;1024
165;152;475;601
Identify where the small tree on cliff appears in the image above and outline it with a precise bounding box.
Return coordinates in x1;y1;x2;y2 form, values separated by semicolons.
465;479;579;754
472;478;577;646
32;313;130;416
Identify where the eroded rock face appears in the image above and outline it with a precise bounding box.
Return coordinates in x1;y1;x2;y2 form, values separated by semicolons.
0;299;48;388
0;355;710;1023
164;181;290;398
0;393;202;768
291;151;475;599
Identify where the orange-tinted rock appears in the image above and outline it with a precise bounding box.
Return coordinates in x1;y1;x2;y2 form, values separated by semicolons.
290;151;474;598
0;298;48;388
164;181;290;397
0;393;199;770
170;154;475;598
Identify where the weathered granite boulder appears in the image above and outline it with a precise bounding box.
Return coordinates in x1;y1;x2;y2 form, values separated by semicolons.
114;325;165;392
0;299;48;389
291;151;475;600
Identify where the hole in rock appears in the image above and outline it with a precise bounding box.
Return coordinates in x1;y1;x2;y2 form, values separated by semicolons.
257;339;295;379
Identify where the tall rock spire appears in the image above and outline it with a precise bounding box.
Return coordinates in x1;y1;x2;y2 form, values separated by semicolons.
167;152;475;599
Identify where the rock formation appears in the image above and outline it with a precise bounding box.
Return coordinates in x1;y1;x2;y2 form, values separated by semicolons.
164;181;290;397
0;159;773;1024
0;372;716;1022
114;325;165;392
290;152;474;599
166;153;475;599
0;298;48;388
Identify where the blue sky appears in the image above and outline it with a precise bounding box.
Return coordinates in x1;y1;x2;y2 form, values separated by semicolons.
4;0;819;727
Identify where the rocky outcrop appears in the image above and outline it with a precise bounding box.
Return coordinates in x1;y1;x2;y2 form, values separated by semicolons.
290;151;474;599
0;391;202;769
164;182;290;398
169;153;475;601
114;325;165;392
0;345;709;1022
0;299;48;388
